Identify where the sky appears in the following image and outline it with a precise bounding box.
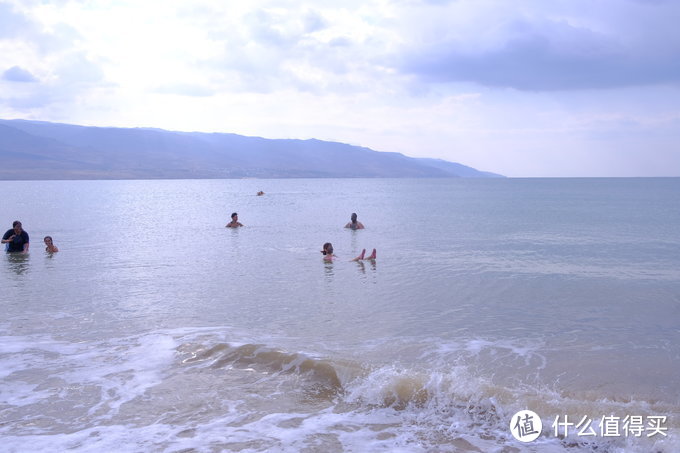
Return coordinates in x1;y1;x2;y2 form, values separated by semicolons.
1;0;679;177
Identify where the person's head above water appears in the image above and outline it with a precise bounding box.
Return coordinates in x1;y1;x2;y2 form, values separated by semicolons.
345;213;365;230
43;235;58;252
226;212;243;228
321;242;334;255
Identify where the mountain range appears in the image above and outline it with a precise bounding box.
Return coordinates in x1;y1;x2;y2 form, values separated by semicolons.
0;119;503;180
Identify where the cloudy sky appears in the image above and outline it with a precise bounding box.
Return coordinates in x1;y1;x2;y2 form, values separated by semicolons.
1;0;679;177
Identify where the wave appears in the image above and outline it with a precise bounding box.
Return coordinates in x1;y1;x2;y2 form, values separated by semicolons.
179;342;350;396
174;336;678;452
2;329;678;452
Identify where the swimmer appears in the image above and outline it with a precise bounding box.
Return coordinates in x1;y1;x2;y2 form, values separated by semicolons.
257;191;265;196
226;212;244;228
44;236;59;253
321;242;336;261
344;213;365;230
351;248;377;261
322;243;376;262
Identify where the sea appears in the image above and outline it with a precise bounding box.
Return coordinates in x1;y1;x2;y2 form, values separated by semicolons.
0;177;678;453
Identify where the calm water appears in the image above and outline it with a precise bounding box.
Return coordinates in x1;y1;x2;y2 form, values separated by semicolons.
1;178;679;452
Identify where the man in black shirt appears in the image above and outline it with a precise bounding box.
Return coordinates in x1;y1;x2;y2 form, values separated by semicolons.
2;220;30;253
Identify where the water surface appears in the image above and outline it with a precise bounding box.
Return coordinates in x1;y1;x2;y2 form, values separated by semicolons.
1;178;679;452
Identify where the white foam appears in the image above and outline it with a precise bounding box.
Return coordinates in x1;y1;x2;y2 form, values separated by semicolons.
0;331;179;431
2;327;677;453
69;334;176;418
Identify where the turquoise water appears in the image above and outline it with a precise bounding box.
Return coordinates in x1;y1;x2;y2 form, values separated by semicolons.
1;178;679;452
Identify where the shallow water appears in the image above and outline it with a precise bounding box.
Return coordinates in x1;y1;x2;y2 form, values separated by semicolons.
1;177;679;452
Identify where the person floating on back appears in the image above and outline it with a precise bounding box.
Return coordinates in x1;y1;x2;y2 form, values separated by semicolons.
321;242;376;262
44;236;59;253
226;212;243;228
344;213;365;230
2;220;29;253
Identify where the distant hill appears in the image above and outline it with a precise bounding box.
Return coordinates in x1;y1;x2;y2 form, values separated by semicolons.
0;119;503;180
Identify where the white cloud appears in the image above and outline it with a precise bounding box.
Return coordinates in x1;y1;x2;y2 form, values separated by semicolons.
154;83;216;97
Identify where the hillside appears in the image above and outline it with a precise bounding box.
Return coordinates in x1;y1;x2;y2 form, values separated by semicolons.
0;119;503;179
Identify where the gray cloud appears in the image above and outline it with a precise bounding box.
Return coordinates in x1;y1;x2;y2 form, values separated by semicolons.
303;10;327;33
2;66;38;82
0;2;32;38
1;53;106;112
55;53;104;85
328;37;352;47
396;5;680;91
199;7;363;94
245;9;295;47
391;0;460;5
0;2;79;54
625;0;671;4
0;2;97;111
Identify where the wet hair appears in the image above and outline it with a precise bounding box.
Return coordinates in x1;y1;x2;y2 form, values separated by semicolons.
351;213;358;223
44;236;52;242
231;212;238;219
12;220;21;228
321;242;333;255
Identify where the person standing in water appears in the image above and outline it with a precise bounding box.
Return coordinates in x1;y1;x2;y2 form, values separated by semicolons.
321;242;336;261
44;236;59;253
226;212;243;228
344;213;365;230
2;220;29;253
